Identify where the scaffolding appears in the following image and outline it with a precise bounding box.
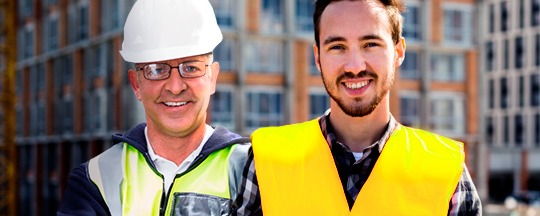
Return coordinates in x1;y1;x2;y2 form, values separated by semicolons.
0;0;17;214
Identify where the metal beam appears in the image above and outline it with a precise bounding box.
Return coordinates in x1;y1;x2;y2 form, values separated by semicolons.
0;0;18;214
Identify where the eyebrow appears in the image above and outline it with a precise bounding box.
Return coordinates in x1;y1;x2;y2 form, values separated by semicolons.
322;34;385;46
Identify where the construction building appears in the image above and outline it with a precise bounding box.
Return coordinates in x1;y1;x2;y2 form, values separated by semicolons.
477;0;540;202
2;0;480;214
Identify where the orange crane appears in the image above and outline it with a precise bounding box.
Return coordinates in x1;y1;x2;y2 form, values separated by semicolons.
0;0;17;215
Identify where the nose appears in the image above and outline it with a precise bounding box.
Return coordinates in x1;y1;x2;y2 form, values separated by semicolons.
163;68;187;94
343;51;367;74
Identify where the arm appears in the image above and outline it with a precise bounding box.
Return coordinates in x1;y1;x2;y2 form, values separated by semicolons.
447;164;482;216
233;147;263;216
57;163;111;216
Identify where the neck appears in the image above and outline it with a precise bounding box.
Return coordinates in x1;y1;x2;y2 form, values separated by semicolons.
329;98;390;152
147;124;206;165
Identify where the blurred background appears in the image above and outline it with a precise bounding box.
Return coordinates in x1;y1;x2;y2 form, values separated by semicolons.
0;0;539;215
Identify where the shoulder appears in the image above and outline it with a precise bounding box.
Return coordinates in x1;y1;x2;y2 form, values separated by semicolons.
396;125;464;150
252;119;320;141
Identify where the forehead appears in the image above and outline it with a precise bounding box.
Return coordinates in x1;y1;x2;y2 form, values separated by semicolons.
136;53;210;66
319;0;391;38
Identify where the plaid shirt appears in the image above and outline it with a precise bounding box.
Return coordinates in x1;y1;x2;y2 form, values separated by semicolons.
235;113;482;216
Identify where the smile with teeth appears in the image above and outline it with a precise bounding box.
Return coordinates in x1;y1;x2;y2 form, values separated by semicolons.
344;80;370;89
164;101;188;107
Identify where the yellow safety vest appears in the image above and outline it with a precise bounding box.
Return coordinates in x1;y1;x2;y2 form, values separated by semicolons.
88;143;243;216
251;119;464;216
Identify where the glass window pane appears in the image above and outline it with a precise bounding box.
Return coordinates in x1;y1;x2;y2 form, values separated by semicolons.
295;0;314;32
261;0;284;33
211;89;235;130
246;40;284;73
245;90;284;132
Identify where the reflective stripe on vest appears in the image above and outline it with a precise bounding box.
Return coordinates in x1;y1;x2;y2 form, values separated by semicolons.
89;143;240;216
251;119;464;216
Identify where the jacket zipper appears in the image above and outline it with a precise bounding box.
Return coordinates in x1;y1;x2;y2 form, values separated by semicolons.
157;154;209;216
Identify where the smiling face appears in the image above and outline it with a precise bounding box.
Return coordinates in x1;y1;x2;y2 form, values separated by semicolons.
128;53;219;138
314;0;405;117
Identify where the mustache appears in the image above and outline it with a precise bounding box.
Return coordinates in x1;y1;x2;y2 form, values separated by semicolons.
337;71;378;83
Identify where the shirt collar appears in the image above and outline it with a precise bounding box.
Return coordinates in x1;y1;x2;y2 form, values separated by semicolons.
145;125;215;163
319;110;398;153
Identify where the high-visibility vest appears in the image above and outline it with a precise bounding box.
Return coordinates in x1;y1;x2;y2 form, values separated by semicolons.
251;119;464;216
88;142;246;216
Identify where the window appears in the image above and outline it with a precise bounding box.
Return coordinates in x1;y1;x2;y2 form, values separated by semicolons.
54;99;63;134
68;3;89;43
29;66;37;100
245;90;284;132
42;144;59;216
84;93;103;133
430;93;465;136
16;70;22;96
519;76;525;107
401;51;420;79
246;40;284;73
71;142;90;170
19;0;33;17
400;93;421;128
213;39;235;71
83;95;91;132
209;0;235;28
486;116;494;144
403;5;422;41
503;115;509;145
84;45;105;81
534;34;540;66
431;53;464;81
443;6;472;45
78;4;89;40
501;77;509;108
515;37;524;69
105;40;115;86
536;114;540;145
486;41;495;72
105;89;115;132
37;101;45;135
489;79;495;109
64;99;73;133
261;0;284;33
23;27;34;59
45;0;58;6
519;0;525;28
53;57;63;97
504;39;510;70
489;4;495;33
309;90;329;119
501;1;509;32
62;55;73;86
16;107;23;136
44;16;58;51
296;0;314;32
30;104;39;136
532;75;540;107
211;88;235;130
515;114;523;146
18;146;35;216
101;0;120;32
37;63;45;92
532;0;540;27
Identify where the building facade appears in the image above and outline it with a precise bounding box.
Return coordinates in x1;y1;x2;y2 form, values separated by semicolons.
478;0;540;202
6;0;479;214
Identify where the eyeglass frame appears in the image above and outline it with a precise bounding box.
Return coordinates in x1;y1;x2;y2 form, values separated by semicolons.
135;53;214;80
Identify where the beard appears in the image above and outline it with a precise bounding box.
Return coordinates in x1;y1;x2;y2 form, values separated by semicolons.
321;69;392;117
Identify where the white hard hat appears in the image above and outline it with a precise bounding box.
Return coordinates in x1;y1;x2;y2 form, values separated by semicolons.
119;0;223;63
